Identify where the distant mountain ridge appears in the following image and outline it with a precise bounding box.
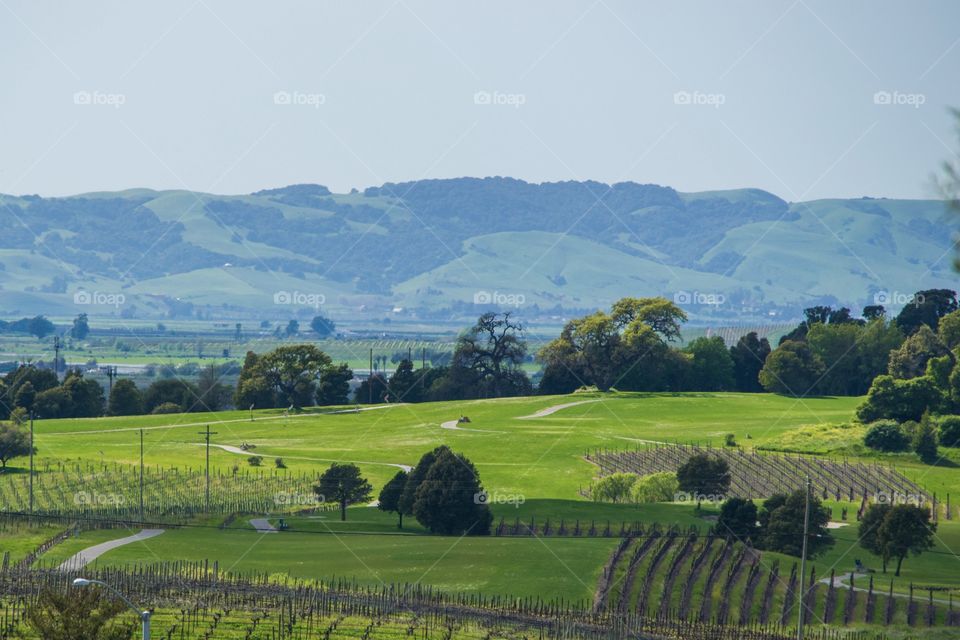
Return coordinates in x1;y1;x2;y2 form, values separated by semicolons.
0;178;954;323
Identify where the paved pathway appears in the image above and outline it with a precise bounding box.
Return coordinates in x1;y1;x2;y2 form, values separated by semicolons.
58;529;165;571
439;419;504;433
249;518;278;533
516;399;602;419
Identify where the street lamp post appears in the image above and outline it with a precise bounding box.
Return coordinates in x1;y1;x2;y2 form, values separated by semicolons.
72;578;151;639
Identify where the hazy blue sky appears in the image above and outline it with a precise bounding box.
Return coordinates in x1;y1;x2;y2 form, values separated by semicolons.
2;1;959;200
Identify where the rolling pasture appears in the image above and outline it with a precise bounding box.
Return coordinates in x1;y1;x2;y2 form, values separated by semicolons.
3;391;960;638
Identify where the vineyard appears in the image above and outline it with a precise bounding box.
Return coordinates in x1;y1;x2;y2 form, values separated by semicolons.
593;526;960;629
0;563;890;640
587;444;931;506
0;461;316;522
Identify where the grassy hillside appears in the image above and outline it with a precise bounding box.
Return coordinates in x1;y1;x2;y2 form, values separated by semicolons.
0;181;954;323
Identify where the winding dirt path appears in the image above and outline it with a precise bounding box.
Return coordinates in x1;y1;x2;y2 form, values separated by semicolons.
516;399;602;419
58;529;165;571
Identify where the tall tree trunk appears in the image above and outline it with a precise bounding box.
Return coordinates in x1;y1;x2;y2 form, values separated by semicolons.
895;555;904;577
340;500;347;521
398;512;403;529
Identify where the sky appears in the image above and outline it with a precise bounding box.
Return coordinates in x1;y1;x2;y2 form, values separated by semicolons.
1;0;959;200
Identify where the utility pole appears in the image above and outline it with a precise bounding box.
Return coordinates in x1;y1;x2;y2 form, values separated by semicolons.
198;425;218;514
139;429;145;523
797;476;812;640
29;411;34;518
53;336;61;381
368;348;373;403
105;365;117;396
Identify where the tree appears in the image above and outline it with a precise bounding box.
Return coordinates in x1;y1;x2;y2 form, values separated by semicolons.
258;345;331;408
453;312;530;398
234;351;275;409
62;370;104;417
0;423;32;469
856;375;942;423
939;310;960;349
412;447;493;535
315;463;372;521
310;314;336;337
888;325;951;380
912;413;939;464
877;504;936;576
14;381;36;412
686;336;735;391
938;415;960;447
28;315;55;339
761;490;833;557
386;359;422;403
863;420;910;452
107;379;143;416
70;313;90;340
611;297;687;342
34;386;72;419
378;469;408;528
730;332;771;392
354;373;388;404
317;363;353;405
195;365;232;412
143;378;199;413
895;289;958;334
23;587;133;640
858;503;893;572
591;473;639;503
284;319;299;337
399;447;444;518
758;341;825;396
716;497;759;542
807;322;866;395
676;454;731;508
631;472;679;503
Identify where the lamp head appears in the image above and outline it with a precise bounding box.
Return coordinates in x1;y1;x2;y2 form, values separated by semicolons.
72;578;92;587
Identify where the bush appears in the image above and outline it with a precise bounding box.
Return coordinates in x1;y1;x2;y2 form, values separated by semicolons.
863;420;910;452
938;415;960;447
591;473;639;503
631;472;679;503
150;402;182;415
247;455;263;467
724;433;737;447
274;457;286;469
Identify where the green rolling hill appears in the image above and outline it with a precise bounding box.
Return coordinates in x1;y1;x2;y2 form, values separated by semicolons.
0;179;954;324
